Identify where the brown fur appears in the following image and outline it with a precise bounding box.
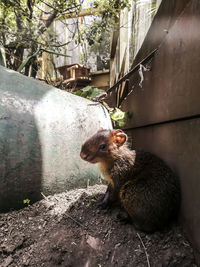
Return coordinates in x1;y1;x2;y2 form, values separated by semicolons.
80;129;181;233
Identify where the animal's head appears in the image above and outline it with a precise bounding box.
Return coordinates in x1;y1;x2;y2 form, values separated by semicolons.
80;129;127;164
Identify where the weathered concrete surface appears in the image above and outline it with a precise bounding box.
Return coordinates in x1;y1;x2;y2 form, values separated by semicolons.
117;0;200;263
0;66;112;212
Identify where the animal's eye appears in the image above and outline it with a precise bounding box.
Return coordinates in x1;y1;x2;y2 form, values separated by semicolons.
99;144;107;151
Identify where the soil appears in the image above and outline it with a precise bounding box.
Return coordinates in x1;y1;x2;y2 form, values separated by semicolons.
0;184;197;267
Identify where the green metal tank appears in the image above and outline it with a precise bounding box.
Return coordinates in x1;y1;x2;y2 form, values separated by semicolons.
0;66;112;212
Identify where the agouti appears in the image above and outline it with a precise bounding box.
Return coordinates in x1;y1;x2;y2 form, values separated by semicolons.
80;129;181;233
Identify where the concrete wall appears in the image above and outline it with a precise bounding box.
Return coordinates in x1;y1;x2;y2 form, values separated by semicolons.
115;0;200;263
0;66;112;212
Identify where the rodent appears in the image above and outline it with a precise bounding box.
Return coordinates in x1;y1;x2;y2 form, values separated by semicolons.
80;129;181;233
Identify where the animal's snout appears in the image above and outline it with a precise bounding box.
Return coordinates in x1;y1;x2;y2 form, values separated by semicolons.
80;151;88;160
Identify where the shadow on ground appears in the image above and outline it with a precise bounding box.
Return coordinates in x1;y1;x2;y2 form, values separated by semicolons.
0;184;196;267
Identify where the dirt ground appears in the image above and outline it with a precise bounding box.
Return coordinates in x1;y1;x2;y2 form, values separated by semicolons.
0;184;197;267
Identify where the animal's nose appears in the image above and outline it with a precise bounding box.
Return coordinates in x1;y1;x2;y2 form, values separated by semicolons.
80;152;88;160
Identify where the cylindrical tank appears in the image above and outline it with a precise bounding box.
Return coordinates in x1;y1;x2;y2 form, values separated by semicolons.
0;66;112;212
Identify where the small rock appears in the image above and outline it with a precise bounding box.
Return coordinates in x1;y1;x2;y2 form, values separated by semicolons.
87;235;101;250
22;257;30;266
1;256;13;267
3;236;24;253
161;248;173;265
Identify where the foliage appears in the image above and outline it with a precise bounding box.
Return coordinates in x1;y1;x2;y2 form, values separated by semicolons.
87;0;130;18
77;16;112;67
77;0;130;67
0;0;130;77
74;85;105;99
74;86;129;127
110;107;129;127
23;198;30;205
0;0;81;76
17;47;70;72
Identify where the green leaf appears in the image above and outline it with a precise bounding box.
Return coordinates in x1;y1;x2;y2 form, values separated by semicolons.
74;90;82;96
23;199;30;204
17;50;40;72
75;86;104;100
87;87;104;98
17;48;71;73
41;48;71;58
81;85;93;92
110;108;129;127
116;119;126;127
110;108;125;120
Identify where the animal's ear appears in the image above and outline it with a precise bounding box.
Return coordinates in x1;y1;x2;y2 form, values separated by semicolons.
98;127;104;132
112;129;127;146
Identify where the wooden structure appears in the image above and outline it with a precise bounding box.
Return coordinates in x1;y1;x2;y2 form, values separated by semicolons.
57;64;91;90
108;0;200;263
90;70;110;91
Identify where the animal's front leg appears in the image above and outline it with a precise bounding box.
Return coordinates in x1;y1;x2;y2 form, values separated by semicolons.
98;183;120;209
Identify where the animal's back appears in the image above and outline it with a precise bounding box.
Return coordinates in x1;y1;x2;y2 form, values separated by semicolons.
120;150;181;232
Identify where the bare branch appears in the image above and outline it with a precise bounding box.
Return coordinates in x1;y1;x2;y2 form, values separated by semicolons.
136;233;151;267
